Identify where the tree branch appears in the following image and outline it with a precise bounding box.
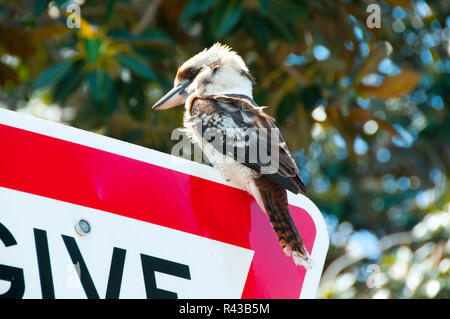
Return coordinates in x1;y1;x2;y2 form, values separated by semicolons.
132;0;162;35
319;231;414;291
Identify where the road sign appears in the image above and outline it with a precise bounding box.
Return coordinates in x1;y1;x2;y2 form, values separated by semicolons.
0;108;329;299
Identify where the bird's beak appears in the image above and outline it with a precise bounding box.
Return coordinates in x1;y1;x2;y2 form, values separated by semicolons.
152;81;190;110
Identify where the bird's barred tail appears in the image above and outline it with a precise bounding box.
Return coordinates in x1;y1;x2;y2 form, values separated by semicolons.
254;176;313;269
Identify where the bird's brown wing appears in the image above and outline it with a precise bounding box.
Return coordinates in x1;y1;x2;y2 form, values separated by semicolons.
188;94;312;267
187;94;306;194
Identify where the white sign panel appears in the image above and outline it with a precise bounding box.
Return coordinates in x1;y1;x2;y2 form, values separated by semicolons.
0;187;254;299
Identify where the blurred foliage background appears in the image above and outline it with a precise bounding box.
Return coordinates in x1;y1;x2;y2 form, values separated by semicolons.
0;0;449;298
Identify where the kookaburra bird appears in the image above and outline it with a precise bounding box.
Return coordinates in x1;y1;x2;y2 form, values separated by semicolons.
152;43;312;268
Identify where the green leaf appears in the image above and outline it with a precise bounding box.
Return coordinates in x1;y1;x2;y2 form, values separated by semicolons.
108;29;174;45
91;78;117;115
267;0;308;21
116;54;158;81
122;81;146;119
104;0;118;27
276;92;296;124
87;70;113;102
179;0;217;27
258;0;269;15
53;0;68;7
265;13;297;42
132;47;168;62
212;0;243;38
84;38;102;66
52;61;85;104
244;12;269;48
263;0;306;42
34;0;51;16
300;85;322;111
32;59;75;91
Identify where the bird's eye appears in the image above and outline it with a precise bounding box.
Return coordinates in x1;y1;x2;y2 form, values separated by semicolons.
186;67;200;80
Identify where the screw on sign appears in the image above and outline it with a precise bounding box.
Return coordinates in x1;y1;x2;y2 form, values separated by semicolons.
0;108;329;299
75;219;91;236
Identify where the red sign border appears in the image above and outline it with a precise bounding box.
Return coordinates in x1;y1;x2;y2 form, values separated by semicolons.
0;108;329;299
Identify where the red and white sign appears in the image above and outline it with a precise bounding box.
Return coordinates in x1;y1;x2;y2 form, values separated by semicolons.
0;108;329;299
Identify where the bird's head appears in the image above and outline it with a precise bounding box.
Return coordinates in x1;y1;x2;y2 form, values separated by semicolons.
152;43;255;110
